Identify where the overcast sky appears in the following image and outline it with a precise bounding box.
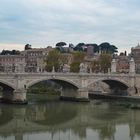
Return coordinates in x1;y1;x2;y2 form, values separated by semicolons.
0;0;140;53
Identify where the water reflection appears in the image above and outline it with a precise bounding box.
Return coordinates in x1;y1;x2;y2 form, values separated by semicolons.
0;100;140;140
27;102;77;126
0;105;13;126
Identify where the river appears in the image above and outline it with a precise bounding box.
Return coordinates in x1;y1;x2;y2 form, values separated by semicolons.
0;94;140;140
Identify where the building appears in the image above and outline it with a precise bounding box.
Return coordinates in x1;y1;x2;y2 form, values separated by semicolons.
0;55;25;72
0;47;53;73
21;48;53;72
131;43;140;73
116;53;129;73
87;45;94;58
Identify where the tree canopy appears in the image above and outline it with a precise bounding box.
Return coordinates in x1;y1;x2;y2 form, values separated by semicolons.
0;50;20;55
99;42;118;54
45;49;60;72
55;46;65;53
72;42;118;54
69;43;74;48
70;52;85;72
25;44;32;50
73;43;85;51
99;53;112;73
56;42;67;47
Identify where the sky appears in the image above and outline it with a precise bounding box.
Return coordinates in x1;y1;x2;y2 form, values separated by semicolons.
0;0;140;53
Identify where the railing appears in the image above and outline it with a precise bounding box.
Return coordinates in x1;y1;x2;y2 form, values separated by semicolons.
0;71;137;77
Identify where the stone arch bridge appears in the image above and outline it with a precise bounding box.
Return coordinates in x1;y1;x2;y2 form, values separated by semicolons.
0;72;139;103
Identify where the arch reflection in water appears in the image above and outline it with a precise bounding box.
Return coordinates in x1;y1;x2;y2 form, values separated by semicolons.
0;101;140;140
0;105;13;126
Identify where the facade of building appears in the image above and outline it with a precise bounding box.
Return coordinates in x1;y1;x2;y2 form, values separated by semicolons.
116;53;129;73
0;55;25;72
0;47;53;73
87;45;94;58
21;48;53;72
131;44;140;73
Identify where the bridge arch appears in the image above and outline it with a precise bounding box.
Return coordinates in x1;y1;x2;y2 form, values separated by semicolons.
0;80;15;90
88;78;129;88
87;78;129;91
26;77;80;89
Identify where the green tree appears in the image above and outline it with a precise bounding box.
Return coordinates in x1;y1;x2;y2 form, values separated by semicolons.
25;44;32;50
1;50;12;55
70;62;81;72
56;42;67;47
55;42;67;53
59;54;70;65
99;53;112;73
0;50;20;55
74;43;85;51
11;50;20;55
99;42;118;54
70;52;85;72
90;60;100;73
73;52;85;62
45;49;60;72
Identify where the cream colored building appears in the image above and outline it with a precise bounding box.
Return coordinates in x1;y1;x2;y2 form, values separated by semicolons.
21;48;53;72
0;55;25;72
0;47;53;73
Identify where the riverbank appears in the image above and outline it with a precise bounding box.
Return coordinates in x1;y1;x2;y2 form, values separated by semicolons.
0;98;28;104
89;93;140;109
1;93;140;105
89;93;140;102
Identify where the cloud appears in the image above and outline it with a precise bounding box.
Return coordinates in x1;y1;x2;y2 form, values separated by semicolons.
0;43;24;51
0;0;140;53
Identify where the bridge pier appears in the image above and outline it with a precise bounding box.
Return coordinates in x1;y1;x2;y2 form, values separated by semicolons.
12;89;27;104
127;87;137;96
136;87;140;95
60;88;89;102
2;89;27;104
76;88;89;102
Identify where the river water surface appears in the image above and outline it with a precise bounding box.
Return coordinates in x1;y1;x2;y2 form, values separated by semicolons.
0;94;140;140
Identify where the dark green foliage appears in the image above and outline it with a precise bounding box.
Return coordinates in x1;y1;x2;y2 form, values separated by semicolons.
99;53;112;73
70;62;80;72
73;42;118;54
45;49;60;72
27;81;61;95
70;52;85;72
90;60;100;73
69;43;74;48
55;46;65;53
25;44;32;50
11;50;20;55
99;42;118;54
56;42;67;47
93;44;99;53
74;43;85;51
0;50;20;55
55;42;67;53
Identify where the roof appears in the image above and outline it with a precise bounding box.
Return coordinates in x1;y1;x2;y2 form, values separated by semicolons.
21;48;53;53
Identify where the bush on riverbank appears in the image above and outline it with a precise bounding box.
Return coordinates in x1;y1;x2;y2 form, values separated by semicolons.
27;86;61;95
27;80;61;95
